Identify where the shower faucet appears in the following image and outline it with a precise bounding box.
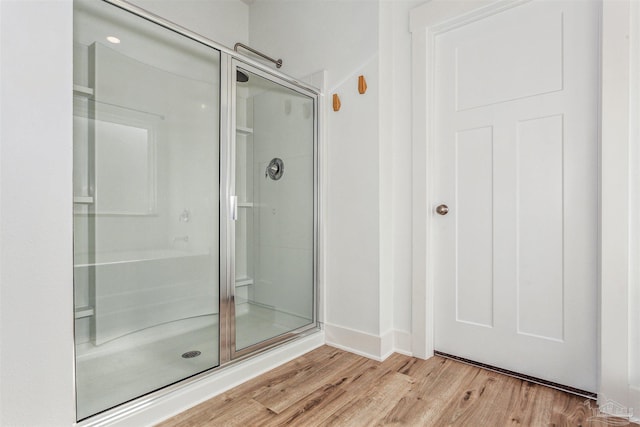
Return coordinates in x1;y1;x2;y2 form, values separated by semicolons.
179;209;191;222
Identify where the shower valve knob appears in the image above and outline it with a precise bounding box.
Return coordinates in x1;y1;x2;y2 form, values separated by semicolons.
266;158;284;180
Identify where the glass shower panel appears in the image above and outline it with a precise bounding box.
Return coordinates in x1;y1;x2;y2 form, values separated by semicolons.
73;1;220;420
234;67;315;352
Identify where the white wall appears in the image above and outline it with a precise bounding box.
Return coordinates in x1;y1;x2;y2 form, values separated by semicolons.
382;0;423;349
377;0;422;355
325;58;381;336
249;0;378;91
626;0;640;418
0;1;76;426
630;0;640;399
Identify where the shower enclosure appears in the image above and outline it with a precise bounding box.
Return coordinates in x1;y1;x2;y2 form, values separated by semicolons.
72;0;318;421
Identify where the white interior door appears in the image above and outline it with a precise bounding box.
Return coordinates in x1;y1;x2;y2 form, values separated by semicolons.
433;0;599;392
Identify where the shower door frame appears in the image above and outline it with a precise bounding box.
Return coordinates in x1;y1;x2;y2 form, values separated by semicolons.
75;0;321;424
222;58;320;362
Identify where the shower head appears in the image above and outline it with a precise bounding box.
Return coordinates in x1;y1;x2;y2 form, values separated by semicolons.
236;70;249;83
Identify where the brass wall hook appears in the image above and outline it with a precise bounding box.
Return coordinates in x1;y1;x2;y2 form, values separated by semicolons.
358;75;367;94
333;93;341;112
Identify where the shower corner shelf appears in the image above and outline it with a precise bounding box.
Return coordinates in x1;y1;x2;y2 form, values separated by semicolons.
235;277;254;287
75;306;95;319
236;126;253;135
74;196;94;204
73;84;95;97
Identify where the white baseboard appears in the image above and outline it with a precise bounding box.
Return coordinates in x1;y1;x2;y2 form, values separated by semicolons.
325;323;385;361
393;330;413;356
324;323;412;361
380;330;395;360
87;332;325;427
630;385;640;422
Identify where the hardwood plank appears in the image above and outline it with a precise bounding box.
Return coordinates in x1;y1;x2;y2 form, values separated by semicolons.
550;392;590;426
192;399;273;427
264;357;394;426
157;346;640;427
251;348;364;414
383;358;480;425
322;370;414;426
260;376;351;426
503;381;555;425
433;367;523;425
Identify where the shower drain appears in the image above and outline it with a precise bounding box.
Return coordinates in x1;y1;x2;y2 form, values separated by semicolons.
181;350;201;359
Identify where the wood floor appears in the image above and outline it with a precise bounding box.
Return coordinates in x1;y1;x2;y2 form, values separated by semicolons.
158;345;637;426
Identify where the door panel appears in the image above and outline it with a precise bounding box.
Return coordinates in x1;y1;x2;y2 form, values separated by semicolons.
516;115;564;340
433;0;599;391
231;64;316;356
73;0;220;419
455;126;494;327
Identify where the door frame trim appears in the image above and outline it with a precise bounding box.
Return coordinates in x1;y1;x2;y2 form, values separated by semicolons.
599;0;637;413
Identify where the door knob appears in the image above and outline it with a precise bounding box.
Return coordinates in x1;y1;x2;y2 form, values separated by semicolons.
435;204;449;215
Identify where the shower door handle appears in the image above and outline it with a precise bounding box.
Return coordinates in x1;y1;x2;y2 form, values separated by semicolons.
230;196;238;221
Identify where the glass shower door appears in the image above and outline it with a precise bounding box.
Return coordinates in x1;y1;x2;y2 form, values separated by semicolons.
231;63;316;356
73;0;220;420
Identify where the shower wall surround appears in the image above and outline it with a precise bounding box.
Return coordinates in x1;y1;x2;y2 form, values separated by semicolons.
73;0;319;422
